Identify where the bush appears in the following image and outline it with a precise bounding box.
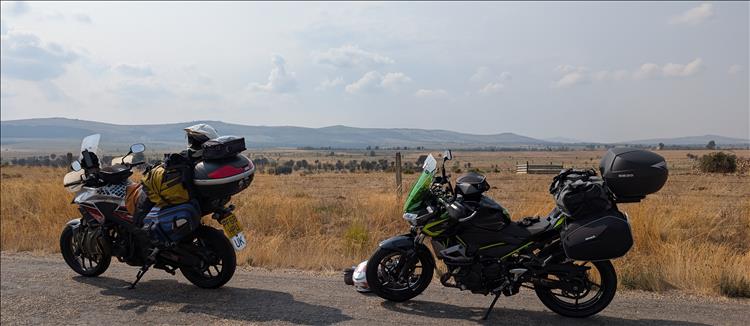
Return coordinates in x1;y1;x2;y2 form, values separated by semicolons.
720;272;750;298
698;152;737;173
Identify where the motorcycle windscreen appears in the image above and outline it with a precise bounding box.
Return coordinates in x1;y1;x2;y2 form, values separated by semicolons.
403;154;436;213
79;134;101;159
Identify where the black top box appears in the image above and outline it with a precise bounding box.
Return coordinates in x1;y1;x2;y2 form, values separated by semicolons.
599;148;668;203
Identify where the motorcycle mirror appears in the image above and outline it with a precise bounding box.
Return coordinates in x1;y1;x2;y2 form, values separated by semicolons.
444;149;452;161
71;160;82;172
130;143;146;154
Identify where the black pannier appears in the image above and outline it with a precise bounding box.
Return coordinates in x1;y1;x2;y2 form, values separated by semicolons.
550;169;613;218
202;136;247;160
600;148;668;203
561;209;633;261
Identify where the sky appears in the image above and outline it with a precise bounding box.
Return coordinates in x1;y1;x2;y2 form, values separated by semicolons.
0;1;748;142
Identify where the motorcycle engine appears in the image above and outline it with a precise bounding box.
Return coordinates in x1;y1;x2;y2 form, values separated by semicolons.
448;260;506;294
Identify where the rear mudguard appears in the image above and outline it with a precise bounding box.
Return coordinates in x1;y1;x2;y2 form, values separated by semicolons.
66;218;81;233
378;234;436;270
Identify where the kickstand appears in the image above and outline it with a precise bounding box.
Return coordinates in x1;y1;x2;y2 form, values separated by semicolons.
482;294;501;320
128;264;151;289
128;248;159;289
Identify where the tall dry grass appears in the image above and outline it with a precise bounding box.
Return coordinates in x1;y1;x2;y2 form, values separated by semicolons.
1;150;748;297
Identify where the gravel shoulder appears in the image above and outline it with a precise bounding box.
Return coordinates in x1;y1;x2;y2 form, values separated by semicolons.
1;252;748;325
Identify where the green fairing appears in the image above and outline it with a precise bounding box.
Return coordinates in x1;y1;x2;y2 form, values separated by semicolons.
403;169;435;213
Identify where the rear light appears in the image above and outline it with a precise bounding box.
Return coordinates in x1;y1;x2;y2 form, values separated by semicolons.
208;165;245;179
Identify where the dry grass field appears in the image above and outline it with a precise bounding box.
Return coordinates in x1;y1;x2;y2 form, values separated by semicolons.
1;149;749;297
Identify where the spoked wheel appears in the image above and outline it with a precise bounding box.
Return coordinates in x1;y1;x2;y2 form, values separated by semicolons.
180;226;236;289
365;247;434;302
534;260;617;318
60;223;111;277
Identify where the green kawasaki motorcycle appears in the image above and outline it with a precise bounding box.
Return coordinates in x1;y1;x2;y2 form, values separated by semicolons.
365;149;667;319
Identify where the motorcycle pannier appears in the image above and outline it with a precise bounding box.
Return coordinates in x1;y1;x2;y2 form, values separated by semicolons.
193;154;255;200
550;169;612;218
202;136;247;160
142;203;200;242
599;148;668;203
561;209;633;261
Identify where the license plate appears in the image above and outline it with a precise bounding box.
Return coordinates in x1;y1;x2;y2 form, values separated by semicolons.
220;214;247;251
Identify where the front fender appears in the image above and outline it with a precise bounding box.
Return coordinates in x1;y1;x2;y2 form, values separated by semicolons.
377;234;436;274
378;234;416;252
378;234;433;257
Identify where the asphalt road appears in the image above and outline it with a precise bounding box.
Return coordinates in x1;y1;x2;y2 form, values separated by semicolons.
1;252;748;325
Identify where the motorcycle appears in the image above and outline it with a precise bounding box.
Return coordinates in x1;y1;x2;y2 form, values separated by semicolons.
60;134;254;289
364;149;667;319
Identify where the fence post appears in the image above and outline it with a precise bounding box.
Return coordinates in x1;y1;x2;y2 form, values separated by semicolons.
395;152;402;198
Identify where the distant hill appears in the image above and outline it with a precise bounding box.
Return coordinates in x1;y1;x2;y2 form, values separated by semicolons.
2;118;747;154
543;137;584;144
620;135;750;146
0;118;548;152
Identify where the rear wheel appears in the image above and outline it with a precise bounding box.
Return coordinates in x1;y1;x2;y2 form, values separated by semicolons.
534;260;617;318
60;223;111;277
365;247;434;302
180;226;236;289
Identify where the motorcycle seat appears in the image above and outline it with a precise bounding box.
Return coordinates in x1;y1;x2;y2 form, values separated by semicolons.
521;218;551;236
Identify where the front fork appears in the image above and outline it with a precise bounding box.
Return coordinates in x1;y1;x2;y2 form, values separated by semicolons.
396;233;427;280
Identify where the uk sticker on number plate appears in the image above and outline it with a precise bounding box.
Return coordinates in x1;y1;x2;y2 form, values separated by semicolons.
220;214;247;251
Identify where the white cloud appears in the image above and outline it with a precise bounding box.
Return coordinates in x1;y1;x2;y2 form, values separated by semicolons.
471;67;511;93
345;71;382;93
662;58;702;77
113;63;154;78
554;71;587;88
7;1;30;16
249;54;297;93
380;72;411;90
728;64;743;75
633;63;661;80
470;66;511;83
557;59;704;87
345;71;411;94
73;13;93;24
0;31;78;81
670;3;714;25
313;44;394;68
315;76;344;91
414;88;448;99
478;82;505;94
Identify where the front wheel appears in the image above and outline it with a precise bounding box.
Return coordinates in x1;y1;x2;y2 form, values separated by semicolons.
180;226;236;289
365;247;434;302
60;223;111;277
534;260;617;318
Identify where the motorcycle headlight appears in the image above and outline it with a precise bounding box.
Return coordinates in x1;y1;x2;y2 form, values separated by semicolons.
402;213;418;225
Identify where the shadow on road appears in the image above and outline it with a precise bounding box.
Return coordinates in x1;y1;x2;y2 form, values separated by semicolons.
381;300;711;326
74;276;352;325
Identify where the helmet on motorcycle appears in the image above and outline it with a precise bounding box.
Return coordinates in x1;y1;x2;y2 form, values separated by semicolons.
184;124;219;150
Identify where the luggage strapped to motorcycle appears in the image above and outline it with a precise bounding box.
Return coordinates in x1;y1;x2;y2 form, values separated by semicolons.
549;168;615;218
141;153;196;208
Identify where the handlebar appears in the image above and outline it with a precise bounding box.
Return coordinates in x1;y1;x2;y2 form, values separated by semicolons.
458;210;478;222
63;179;84;187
